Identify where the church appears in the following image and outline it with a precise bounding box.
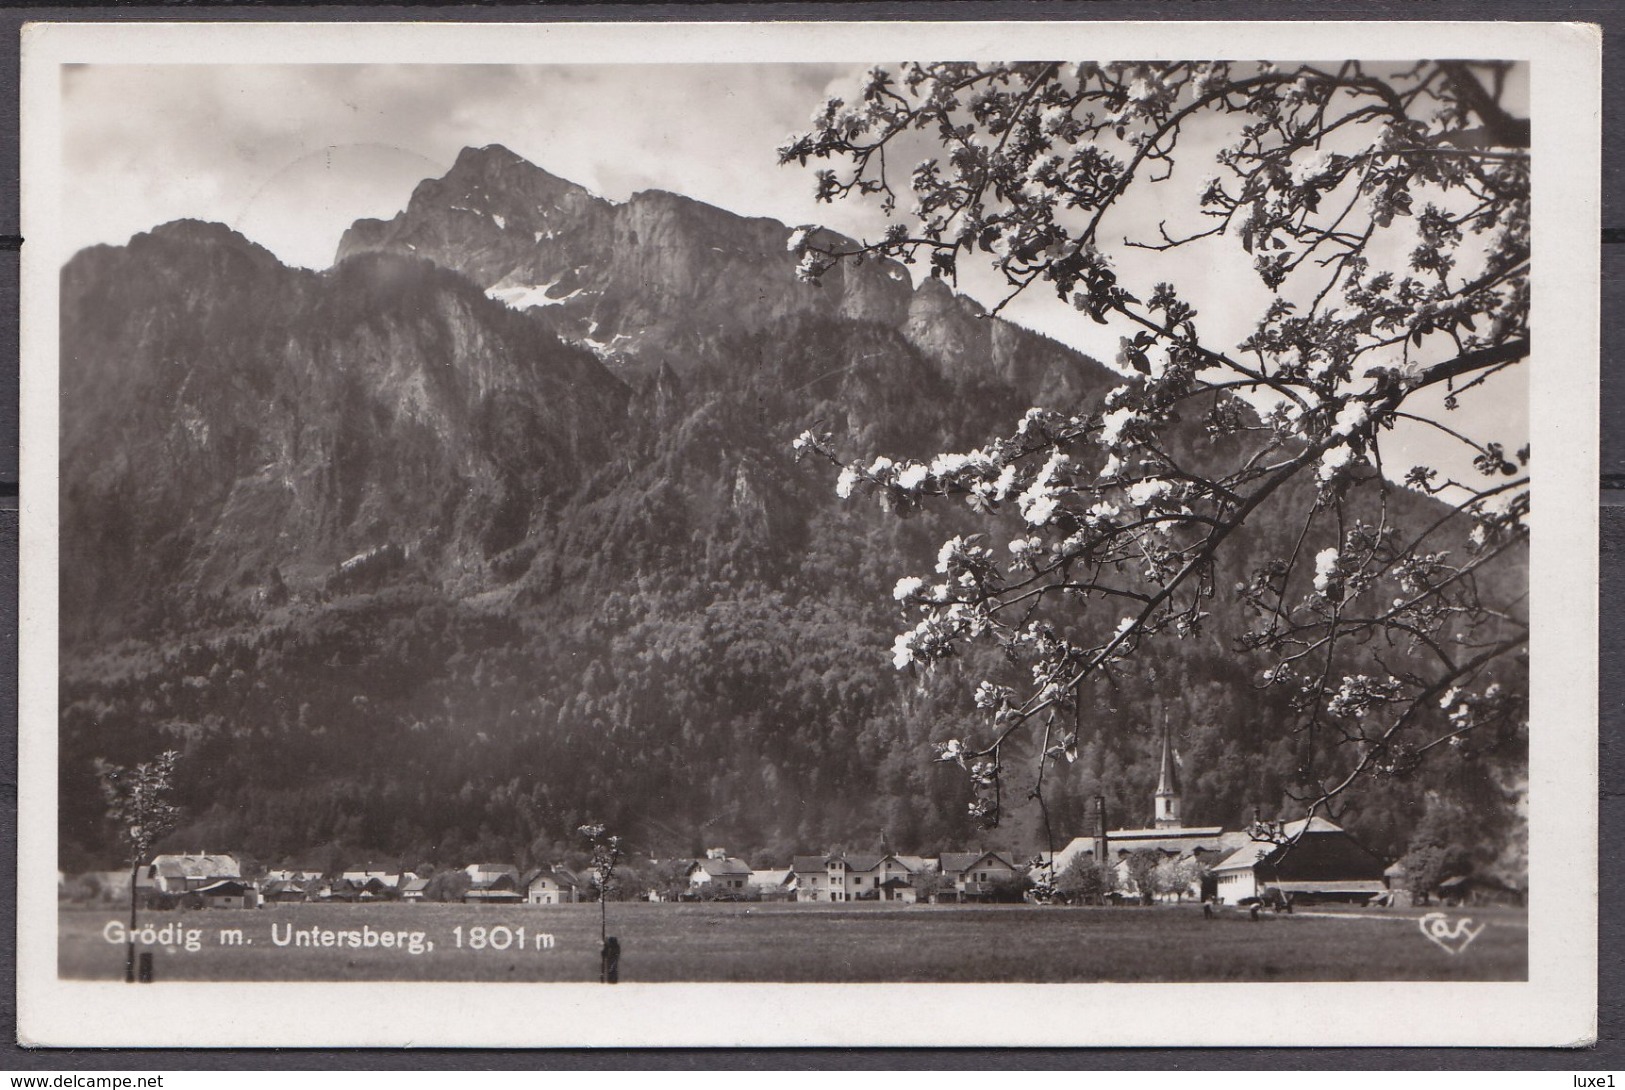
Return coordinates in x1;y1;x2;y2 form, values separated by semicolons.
1045;725;1390;905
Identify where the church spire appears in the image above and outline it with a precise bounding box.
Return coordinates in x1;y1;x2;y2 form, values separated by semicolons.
1154;718;1182;829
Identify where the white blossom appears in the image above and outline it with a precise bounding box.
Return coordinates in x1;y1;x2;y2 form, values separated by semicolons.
1290;149;1335;188
795;252;826;283
835;466;859;499
1086;501;1120;523
992;464;1019;501
1318;443;1354;483
1100;406;1144;447
1039;104;1070;133
1016;407;1047;436
1313;547;1341;594
893;576;924;602
1008;536;1042;559
891;630;917;670
1332;400;1370;438
1020;492;1059;527
786;226;812;253
897;463;929;491
867;455;895;475
1127;478;1172;508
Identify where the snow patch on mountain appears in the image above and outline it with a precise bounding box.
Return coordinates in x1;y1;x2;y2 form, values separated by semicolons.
486;279;585;311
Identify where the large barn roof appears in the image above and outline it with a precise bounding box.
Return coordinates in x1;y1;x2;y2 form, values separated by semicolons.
1209;816;1386;882
149;853;239;879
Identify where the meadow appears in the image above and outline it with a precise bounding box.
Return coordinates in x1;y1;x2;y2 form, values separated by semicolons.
58;900;1526;983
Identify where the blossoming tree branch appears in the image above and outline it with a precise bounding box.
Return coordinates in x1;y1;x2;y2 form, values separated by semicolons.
785;61;1529;847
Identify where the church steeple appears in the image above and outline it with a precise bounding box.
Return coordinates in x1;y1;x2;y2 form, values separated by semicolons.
1154;719;1182;829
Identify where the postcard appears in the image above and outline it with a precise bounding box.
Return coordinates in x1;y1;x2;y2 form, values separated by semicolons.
16;19;1599;1047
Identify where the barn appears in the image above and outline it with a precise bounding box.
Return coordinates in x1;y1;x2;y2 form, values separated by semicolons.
1212;816;1388;906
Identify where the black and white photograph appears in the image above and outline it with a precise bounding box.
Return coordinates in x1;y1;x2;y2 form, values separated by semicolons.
16;20;1599;1048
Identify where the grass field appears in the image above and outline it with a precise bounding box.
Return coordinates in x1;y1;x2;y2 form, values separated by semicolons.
58;901;1527;983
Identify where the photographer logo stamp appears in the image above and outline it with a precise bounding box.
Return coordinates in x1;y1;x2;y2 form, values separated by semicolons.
1417;912;1486;956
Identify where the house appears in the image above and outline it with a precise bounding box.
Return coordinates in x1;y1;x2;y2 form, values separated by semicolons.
266;867;325;883
836;854;934;902
685;851;752;893
522;867;581;905
463;863;524;904
748;867;794;900
1211;816;1388;906
319;877;361;902
261;879;312;904
196;879;258;909
146;853;241;894
938;851;1024;900
355;875;399;901
398;877;430;903
791;856;831;902
1381;860;1415;907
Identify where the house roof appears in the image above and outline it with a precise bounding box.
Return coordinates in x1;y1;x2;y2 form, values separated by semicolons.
1212;842;1276;873
940;851;1019;875
196;879;252;896
1278;815;1347;838
750;868;793;887
400;878;430;893
522;867;580;890
690;856;751;878
839;854;887;873
892;855;934;874
937;852;987;874
791;856;830;874
150;854;240;879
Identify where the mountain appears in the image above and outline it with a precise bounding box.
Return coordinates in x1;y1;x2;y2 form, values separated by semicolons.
337;144;1091;396
57;146;1525;875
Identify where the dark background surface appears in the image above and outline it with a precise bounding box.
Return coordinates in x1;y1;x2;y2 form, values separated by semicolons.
0;0;1617;1070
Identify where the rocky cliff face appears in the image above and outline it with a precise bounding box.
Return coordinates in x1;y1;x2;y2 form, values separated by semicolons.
62;215;630;642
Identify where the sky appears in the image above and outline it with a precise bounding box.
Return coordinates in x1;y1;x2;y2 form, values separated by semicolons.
62;64;873;272
60;63;1527;480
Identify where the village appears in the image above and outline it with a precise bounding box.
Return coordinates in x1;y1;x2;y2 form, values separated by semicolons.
64;730;1488;914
